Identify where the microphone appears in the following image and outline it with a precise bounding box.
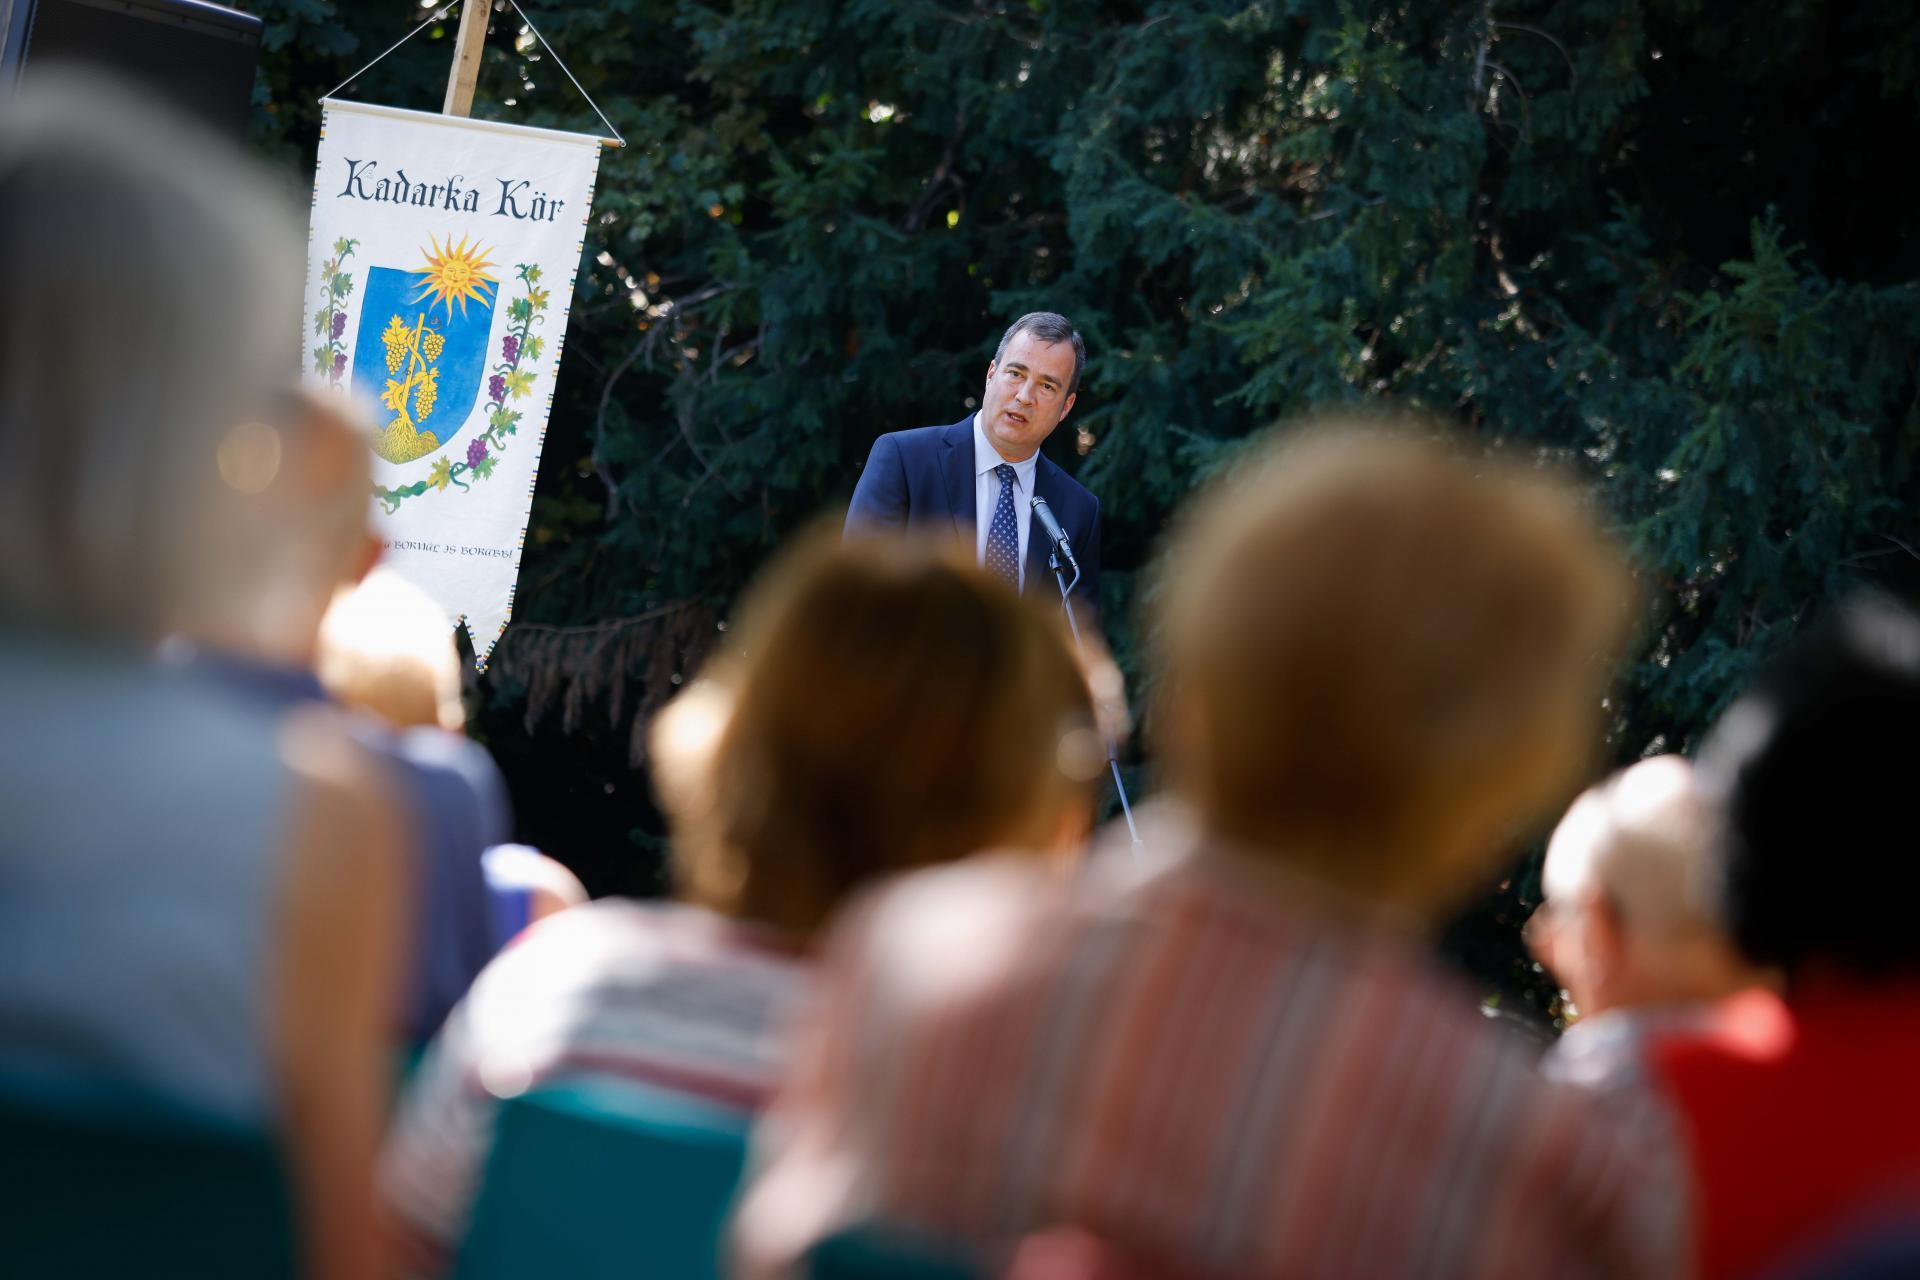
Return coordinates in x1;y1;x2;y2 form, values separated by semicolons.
1030;496;1078;572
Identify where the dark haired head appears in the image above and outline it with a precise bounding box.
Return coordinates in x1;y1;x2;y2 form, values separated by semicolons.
994;312;1085;395
1699;594;1920;979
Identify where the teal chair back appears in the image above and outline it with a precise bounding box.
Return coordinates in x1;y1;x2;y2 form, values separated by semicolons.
806;1225;983;1280
0;1071;295;1279
454;1078;752;1280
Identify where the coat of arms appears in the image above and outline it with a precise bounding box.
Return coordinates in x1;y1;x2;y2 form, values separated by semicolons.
351;234;498;464
311;234;550;510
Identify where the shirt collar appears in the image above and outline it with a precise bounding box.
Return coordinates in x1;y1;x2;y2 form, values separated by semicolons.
972;412;1040;487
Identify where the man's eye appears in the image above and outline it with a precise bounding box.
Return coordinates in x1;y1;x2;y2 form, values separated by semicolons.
1008;369;1023;380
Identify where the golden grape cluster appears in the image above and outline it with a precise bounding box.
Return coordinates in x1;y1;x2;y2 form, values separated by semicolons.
380;316;446;375
382;316;410;374
414;368;440;420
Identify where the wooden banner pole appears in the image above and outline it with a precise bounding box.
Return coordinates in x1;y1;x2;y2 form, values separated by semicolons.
442;0;488;117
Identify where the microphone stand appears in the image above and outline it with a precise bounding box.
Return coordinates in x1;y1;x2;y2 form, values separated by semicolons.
1048;547;1142;850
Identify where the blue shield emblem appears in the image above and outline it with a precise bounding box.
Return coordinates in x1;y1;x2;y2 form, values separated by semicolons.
351;241;498;465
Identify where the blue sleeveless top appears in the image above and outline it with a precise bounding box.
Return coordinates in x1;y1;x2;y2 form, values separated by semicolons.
0;633;293;1121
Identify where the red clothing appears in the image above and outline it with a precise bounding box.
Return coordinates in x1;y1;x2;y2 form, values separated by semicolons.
1648;981;1920;1279
736;845;1686;1279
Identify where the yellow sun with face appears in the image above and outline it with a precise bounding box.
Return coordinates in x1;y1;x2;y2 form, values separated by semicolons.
411;234;498;317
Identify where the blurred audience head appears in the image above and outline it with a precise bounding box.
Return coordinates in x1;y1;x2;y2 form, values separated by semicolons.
190;389;380;664
658;529;1100;939
1700;594;1920;982
647;675;736;831
1530;755;1758;1019
1154;420;1634;920
0;73;304;640
318;566;463;732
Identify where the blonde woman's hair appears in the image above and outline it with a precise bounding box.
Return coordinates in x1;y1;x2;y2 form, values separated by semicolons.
1155;420;1635;917
0;73;303;638
661;528;1099;939
317;567;464;732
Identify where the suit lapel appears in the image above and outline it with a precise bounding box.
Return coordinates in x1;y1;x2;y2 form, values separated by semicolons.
942;417;975;534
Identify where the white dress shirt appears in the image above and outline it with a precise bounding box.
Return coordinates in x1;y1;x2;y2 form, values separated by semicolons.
972;413;1038;588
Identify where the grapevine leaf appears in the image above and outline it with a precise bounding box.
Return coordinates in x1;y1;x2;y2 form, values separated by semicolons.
523;336;545;361
380;378;412;413
473;455;497;480
508;297;533;323
504;369;536;400
334;274;355;299
311;346;330;373
527;286;550;311
428;459;454;491
312;311;328;336
522;264;542;283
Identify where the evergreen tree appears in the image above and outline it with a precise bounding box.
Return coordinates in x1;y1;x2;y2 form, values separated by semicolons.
252;0;1920;1018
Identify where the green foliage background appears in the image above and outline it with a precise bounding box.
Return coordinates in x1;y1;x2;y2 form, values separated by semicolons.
252;0;1920;1022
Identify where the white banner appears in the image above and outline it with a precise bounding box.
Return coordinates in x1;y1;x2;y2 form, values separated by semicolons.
303;99;602;668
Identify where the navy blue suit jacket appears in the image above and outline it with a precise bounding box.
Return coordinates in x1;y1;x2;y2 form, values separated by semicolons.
845;416;1101;609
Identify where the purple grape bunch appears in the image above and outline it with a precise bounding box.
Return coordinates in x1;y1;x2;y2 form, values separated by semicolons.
488;373;507;403
330;311;347;341
502;334;520;364
466;438;489;469
331;352;347;379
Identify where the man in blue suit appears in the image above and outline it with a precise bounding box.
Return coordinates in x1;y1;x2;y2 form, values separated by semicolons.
845;312;1101;611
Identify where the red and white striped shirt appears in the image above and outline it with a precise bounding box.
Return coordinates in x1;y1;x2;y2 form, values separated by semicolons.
736;838;1686;1279
383;900;808;1256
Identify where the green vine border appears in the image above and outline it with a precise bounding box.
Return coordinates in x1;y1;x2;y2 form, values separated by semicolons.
375;263;549;513
309;238;357;388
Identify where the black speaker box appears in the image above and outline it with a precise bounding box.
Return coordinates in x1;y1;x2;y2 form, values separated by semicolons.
1;0;263;139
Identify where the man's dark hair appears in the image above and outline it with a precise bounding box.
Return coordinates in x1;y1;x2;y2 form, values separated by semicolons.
1700;593;1920;978
994;312;1086;396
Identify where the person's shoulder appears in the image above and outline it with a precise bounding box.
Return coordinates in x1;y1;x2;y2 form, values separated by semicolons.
1544;1003;1724;1092
457;898;673;1019
385;723;497;778
858;855;1059;945
493;898;804;982
1035;449;1098;506
873;418;971;454
1643;986;1793;1096
824;855;1066;1010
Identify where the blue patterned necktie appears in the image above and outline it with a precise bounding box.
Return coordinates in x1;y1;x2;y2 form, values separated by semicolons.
985;463;1021;588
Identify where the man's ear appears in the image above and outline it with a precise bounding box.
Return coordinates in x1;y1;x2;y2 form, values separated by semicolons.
1059;391;1077;423
986;359;998;382
1525;906;1559;977
1578;893;1627;983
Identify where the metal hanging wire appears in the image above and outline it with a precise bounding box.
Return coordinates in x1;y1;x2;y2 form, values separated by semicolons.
502;0;625;147
318;0;625;148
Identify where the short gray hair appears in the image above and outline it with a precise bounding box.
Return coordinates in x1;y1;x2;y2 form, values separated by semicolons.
994;311;1085;396
0;73;303;638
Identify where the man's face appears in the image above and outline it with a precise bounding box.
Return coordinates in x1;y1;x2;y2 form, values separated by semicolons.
979;329;1077;463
